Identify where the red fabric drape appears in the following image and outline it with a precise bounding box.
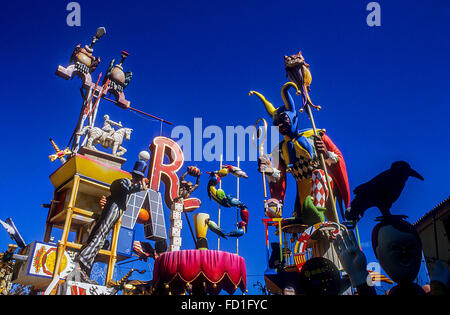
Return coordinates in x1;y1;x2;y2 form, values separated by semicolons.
153;250;247;294
321;134;351;208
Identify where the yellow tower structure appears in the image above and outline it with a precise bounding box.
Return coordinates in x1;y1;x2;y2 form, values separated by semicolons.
44;148;131;289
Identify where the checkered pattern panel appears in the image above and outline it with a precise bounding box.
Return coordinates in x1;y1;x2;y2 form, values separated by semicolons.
312;169;333;208
122;190;147;229
144;190;167;242
279;149;316;181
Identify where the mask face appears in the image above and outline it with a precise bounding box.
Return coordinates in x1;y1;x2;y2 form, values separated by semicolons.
273;112;292;136
273;105;298;138
375;225;422;284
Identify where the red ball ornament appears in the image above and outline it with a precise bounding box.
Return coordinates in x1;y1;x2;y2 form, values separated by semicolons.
137;208;150;224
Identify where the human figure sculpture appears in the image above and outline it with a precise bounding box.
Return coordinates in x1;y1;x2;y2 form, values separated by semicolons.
101;114;123;143
70;154;149;284
174;166;201;203
77;123;133;157
253;81;350;224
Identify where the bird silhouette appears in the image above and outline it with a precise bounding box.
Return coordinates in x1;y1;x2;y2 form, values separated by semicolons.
206;218;228;239
345;161;424;221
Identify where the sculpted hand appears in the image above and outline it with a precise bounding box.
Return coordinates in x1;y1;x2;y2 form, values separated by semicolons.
99;196;107;210
258;155;274;175
141;178;149;190
333;229;371;287
313;135;328;157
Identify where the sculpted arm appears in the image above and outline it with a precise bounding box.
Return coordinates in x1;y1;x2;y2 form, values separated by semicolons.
258;150;287;203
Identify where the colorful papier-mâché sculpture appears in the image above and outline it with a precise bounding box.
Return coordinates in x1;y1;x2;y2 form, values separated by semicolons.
174;166;201;203
206;218;228;239
251;52;351;224
225;221;247;238
222;165;248;178
207;168;246;209
70;154;149;284
69;27;106;75
104;51;133;93
206;166;250;234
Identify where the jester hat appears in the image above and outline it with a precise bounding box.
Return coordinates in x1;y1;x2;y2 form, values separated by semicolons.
250;82;301;139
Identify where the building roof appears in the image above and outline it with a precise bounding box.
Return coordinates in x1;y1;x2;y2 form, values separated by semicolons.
414;196;450;228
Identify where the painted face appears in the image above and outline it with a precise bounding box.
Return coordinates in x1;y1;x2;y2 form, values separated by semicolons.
273;112;292;136
375;225;422;284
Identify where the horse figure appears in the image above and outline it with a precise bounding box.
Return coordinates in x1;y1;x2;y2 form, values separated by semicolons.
77;126;133;157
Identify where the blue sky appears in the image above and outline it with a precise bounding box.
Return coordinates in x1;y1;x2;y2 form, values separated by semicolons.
0;1;448;294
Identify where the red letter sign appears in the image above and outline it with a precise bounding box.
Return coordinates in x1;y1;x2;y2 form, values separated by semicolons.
148;137;201;212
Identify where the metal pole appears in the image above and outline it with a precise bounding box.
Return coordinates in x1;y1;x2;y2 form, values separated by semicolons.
252;119;268;199
304;102;340;224
184;211;197;248
128;106;174;125
236;156;240;255
278;219;283;266
79;74;103;147
101;96;174;125
70;87;93;152
287;62;340;223
218;154;223;251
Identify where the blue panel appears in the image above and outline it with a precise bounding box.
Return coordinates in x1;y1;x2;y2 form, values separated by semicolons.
106;227;135;258
117;227;135;257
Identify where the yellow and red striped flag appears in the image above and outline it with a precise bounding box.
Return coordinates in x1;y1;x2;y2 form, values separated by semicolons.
368;270;394;284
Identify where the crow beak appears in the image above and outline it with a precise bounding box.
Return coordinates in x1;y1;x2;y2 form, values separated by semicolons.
409;168;424;180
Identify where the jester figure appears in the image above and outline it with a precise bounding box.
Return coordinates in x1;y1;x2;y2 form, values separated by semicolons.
251;53;350;225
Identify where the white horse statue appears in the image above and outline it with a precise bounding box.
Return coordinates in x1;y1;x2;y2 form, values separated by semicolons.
77;126;133;157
